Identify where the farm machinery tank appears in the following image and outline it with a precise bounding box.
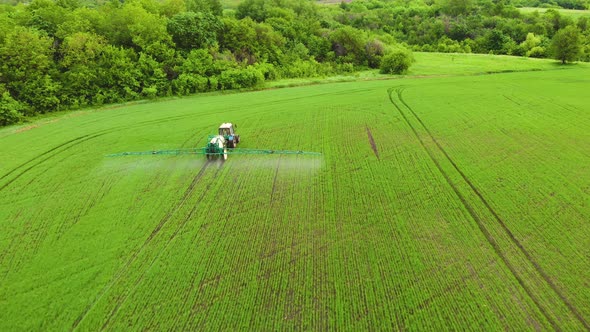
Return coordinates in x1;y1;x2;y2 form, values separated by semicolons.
205;123;240;160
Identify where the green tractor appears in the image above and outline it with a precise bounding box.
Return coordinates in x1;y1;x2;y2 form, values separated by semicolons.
205;123;240;160
107;122;322;159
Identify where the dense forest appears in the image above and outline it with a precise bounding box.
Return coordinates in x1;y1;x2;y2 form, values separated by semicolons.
1;0;589;125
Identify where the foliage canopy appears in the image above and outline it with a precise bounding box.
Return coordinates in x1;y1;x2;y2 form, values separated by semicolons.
0;0;589;125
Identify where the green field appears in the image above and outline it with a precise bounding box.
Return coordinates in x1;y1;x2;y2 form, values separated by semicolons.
1;56;590;330
519;7;590;19
268;52;567;88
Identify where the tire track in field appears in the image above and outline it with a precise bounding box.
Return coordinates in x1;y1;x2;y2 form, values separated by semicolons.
0;135;92;181
178;164;244;331
1;113;194;181
70;161;213;331
0;113;200;193
2;114;205;282
386;87;560;330
98;163;226;331
0;132;110;192
270;156;282;203
393;87;589;330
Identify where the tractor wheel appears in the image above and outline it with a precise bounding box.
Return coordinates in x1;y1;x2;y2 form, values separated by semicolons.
236;135;240;143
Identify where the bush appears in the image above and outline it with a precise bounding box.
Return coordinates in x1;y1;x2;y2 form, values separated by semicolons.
141;86;158;98
436;36;470;53
219;66;265;90
253;62;279;80
527;46;546;58
580;44;590;62
365;39;386;68
0;92;25;126
335;62;355;73
279;59;324;78
379;47;414;75
172;74;209;95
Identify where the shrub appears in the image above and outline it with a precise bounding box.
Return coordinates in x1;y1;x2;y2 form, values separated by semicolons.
279;59;324;78
253;62;279;80
219;66;265;90
380;47;414;75
141;86;158;98
527;46;546;58
172;74;209;95
0;92;25;126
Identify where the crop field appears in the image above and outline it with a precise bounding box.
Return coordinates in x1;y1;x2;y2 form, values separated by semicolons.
519;7;590;20
1;60;590;329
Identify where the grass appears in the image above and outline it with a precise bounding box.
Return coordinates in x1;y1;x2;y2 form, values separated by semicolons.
220;0;243;9
266;52;578;88
1;54;590;330
519;7;590;19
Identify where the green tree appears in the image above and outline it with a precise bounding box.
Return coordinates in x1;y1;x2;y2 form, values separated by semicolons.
160;0;186;18
236;0;267;22
23;0;70;37
137;53;169;98
91;2;171;51
519;32;546;58
480;29;511;54
329;26;367;65
59;32;106;106
521;32;541;51
125;4;173;52
167;11;221;51
186;0;222;16
0;26;60;113
0;13;15;44
551;25;582;64
439;0;473;16
219;17;285;64
95;46;141;103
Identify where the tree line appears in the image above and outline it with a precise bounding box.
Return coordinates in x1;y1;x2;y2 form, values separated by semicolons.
1;0;589;126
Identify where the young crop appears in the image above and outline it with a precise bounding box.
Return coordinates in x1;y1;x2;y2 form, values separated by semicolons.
1;60;589;330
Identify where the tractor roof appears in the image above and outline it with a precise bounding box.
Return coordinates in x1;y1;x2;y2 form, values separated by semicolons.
219;123;233;129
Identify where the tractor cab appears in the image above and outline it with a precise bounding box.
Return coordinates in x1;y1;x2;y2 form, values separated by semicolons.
218;123;240;148
218;123;236;137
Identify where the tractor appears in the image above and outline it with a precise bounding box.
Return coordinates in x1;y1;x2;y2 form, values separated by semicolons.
218;123;240;148
205;123;240;160
107;122;321;159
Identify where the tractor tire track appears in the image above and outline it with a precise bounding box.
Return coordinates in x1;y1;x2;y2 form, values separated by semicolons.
0;132;109;192
503;94;521;106
2;114;209;282
270;156;282;203
386;87;559;330
1;113;189;180
70;161;212;331
0;135;91;181
98;164;225;331
395;87;589;330
0;114;201;193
